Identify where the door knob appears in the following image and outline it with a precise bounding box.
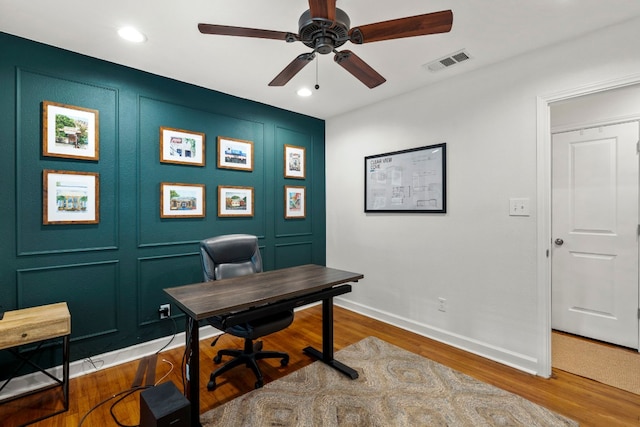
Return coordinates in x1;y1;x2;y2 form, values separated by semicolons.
554;238;564;246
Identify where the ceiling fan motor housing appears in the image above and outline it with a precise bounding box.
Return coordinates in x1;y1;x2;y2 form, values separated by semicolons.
298;8;350;54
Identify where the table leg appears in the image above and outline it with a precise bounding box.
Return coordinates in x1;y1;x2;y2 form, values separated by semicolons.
303;296;358;379
62;334;69;410
186;317;202;427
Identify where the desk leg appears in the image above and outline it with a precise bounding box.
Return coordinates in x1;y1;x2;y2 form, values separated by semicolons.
303;296;358;379
63;334;70;410
186;317;202;427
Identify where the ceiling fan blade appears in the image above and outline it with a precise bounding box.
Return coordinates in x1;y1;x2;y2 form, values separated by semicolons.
269;53;316;86
308;0;336;21
198;23;292;41
349;10;453;44
334;50;386;89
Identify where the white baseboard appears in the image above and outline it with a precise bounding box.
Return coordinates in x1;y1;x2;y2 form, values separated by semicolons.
335;298;540;375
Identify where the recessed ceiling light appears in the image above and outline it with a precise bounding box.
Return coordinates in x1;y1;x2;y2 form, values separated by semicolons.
118;26;147;43
297;88;312;97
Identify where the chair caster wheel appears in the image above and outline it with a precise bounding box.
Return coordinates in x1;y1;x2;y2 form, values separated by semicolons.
281;356;289;367
213;354;222;364
255;380;263;389
207;380;217;391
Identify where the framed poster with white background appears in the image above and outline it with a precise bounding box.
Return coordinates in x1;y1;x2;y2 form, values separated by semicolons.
160;182;205;218
365;143;446;213
42;101;99;161
159;127;205;166
218;185;254;217
43;169;99;224
284;144;305;179
217;136;254;171
284;185;306;219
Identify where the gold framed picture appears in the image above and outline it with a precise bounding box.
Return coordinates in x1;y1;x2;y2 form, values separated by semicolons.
160;182;206;218
285;185;306;219
284;144;305;179
160;127;206;166
42;101;99;161
218;185;254;217
217;136;254;171
43;169;99;225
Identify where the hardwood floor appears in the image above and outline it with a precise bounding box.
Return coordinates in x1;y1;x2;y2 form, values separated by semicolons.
2;305;639;426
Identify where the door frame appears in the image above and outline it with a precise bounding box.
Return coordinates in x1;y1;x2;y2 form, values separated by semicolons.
536;73;640;377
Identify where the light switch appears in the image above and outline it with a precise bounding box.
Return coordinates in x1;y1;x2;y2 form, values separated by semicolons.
509;198;530;216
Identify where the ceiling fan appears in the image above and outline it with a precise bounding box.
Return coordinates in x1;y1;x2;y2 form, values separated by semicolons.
198;0;453;89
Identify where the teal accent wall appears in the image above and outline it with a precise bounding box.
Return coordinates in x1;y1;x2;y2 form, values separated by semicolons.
0;32;326;366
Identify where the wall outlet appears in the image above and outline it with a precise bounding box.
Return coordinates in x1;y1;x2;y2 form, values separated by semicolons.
438;297;447;312
509;198;530;216
159;304;171;319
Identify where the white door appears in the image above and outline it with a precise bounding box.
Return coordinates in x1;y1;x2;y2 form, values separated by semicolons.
552;121;640;349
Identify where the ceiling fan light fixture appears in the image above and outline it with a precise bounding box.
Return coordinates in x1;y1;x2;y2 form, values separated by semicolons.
297;87;313;97
118;26;147;43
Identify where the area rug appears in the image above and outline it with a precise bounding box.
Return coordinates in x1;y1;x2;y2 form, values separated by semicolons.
201;336;577;426
552;331;640;395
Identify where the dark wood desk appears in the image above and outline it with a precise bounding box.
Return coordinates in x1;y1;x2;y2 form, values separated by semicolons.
164;264;364;426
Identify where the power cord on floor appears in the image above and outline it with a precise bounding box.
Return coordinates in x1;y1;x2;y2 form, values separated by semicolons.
77;315;178;427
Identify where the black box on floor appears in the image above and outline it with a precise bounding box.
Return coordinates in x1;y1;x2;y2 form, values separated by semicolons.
140;381;190;427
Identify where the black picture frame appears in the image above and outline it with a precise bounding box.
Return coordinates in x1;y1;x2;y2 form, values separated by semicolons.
364;143;446;213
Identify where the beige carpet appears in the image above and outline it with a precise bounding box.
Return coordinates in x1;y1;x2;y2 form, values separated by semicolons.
552;331;640;395
202;336;577;427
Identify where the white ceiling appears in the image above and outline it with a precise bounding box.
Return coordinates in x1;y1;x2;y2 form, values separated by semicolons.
2;0;640;120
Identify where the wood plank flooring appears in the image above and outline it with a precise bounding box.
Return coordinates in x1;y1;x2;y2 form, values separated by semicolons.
2;305;639;426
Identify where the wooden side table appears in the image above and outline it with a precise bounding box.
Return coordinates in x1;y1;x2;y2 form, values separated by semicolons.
0;302;71;425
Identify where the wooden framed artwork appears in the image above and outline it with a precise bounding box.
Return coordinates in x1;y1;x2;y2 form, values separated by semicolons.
217;136;254;171
160;183;205;218
284;144;305;179
42;101;99;161
284;185;306;219
43;169;99;225
364;143;447;213
218;185;254;217
160;127;205;166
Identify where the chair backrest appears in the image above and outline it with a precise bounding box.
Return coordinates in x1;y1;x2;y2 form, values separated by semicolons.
199;234;263;281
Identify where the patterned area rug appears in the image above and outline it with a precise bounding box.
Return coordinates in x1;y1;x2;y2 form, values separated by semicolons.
201;336;577;426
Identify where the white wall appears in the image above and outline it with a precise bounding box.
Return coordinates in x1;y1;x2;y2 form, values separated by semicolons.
326;17;640;374
551;83;640;130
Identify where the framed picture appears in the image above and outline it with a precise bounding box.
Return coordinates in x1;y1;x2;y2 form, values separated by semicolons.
218;185;254;217
43;169;99;225
160;127;205;166
284;144;306;179
160;183;205;218
284;186;306;219
217;136;254;171
42;101;99;161
364;143;447;213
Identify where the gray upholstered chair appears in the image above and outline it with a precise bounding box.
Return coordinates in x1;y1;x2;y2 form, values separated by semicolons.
199;234;293;390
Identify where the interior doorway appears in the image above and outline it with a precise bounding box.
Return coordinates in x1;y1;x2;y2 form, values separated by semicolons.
536;76;640;378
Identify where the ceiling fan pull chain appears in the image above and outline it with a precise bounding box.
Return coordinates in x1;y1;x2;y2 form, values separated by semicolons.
315;56;320;90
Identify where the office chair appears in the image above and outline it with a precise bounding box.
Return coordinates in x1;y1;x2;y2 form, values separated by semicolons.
199;234;293;390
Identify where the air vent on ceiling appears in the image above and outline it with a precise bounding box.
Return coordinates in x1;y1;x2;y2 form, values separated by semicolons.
423;49;471;72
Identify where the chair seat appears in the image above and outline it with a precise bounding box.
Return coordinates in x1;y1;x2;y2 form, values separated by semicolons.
207;309;294;339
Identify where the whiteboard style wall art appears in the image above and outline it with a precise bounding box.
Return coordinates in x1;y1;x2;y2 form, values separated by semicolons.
364;143;446;213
